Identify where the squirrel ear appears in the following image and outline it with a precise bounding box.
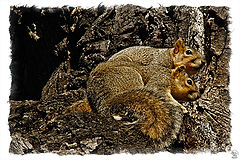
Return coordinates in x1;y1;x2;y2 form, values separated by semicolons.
173;39;186;57
172;65;186;78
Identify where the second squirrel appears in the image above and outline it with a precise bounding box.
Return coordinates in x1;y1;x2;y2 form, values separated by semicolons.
87;64;200;148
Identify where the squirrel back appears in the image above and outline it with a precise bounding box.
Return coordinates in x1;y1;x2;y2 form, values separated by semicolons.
87;61;145;112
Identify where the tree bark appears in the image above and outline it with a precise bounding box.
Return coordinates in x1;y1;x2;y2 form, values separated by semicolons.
9;5;231;154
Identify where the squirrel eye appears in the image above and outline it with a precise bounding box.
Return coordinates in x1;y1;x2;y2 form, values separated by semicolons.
187;79;193;85
186;50;192;55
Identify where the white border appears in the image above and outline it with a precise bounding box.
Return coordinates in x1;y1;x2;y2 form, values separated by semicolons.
0;0;239;160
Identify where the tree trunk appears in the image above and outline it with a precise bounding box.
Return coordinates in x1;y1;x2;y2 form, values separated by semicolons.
9;5;231;154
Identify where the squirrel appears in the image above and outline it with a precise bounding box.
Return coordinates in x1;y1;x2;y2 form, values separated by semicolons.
108;39;205;76
87;64;200;148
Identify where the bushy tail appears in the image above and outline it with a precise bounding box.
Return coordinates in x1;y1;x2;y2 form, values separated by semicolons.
105;88;183;148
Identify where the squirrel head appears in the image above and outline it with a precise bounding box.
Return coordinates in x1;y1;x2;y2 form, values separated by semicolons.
171;65;200;101
172;39;206;75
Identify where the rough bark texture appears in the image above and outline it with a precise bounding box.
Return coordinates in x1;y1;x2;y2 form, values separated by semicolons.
9;5;231;155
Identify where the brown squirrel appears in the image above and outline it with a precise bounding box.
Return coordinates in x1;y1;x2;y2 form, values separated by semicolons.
87;64;200;148
108;39;205;75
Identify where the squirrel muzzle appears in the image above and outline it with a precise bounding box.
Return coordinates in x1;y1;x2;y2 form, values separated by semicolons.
186;58;206;75
187;90;200;101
